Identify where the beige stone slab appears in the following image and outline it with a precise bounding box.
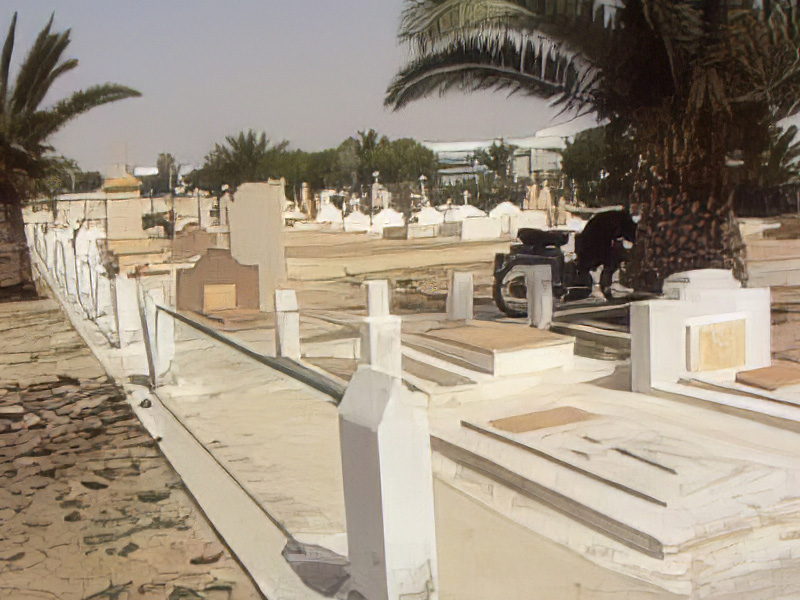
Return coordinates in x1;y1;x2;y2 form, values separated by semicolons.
434;480;683;600
490;406;597;434
158;322;346;538
203;283;237;312
420;321;570;354
736;362;800;391
403;356;475;387
305;357;358;381
688;318;746;371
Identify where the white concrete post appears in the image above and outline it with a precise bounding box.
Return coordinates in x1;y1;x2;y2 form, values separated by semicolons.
446;270;473;321
274;289;301;360
154;303;175;382
116;275;143;347
630;300;652;393
135;279;158;386
524;265;553;329
361;280;402;378
338;367;439;600
365;279;391;317
63;240;78;299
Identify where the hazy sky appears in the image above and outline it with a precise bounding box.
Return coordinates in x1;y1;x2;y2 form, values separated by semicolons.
7;1;597;173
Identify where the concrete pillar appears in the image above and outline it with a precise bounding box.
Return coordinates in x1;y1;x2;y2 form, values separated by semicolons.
135;279;157;385
137;285;176;382
446;270;473;321
115;274;142;347
524;265;553;329
154;305;175;382
630;301;652;393
274;289;301;360
338;367;439;600
365;279;391;317
361;280;402;378
62;240;78;299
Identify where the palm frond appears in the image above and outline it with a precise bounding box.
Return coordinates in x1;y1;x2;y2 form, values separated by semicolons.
22;84;141;145
725;1;800;119
0;12;17;113
386;26;598;111
17;29;73;113
10;13;56;112
401;0;537;48
0;139;49;177
26;58;78;112
400;0;620;52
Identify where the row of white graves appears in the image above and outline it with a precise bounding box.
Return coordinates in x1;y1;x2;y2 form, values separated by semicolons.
309;201;587;241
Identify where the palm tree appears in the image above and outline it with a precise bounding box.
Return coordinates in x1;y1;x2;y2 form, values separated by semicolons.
355;128;390;189
386;0;800;291
0;13;140;299
195;130;289;194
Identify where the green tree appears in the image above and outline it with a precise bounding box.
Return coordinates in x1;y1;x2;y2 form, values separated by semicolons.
356;129;386;189
333;137;360;190
386;0;800;291
14;155;98;200
560;125;637;207
475;141;516;182
140;152;180;196
760;125;800;187
188;130;289;196
472;140;526;208
374;137;438;185
51;158;101;194
156;152;179;194
331;130;438;192
0;13;140;299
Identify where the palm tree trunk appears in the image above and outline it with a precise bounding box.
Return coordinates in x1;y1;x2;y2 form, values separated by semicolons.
625;121;746;293
626;181;745;293
0;189;37;301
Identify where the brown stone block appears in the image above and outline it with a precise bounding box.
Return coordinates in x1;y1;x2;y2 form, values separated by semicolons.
0;404;25;419
736;362;800;390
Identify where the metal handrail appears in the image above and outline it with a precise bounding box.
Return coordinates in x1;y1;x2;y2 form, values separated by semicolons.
156;305;346;403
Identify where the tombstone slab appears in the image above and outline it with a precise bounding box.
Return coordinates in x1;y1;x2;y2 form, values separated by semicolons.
407;321;573;377
229;181;287;311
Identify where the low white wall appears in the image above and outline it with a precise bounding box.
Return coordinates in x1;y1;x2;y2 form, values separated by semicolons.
510;210;549;237
460;217;503;241
631;270;771;392
408;223;439;239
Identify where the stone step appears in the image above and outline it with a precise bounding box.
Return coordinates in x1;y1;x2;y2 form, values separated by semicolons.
403;321;574;377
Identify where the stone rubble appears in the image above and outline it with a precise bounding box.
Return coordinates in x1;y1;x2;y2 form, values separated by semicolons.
0;300;261;600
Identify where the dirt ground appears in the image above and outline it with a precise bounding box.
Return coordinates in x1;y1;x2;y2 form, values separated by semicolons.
285;229;800;362
0;300;262;600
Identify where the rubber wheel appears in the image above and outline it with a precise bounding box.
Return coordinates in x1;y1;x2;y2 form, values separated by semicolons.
493;264;529;318
563;287;592;302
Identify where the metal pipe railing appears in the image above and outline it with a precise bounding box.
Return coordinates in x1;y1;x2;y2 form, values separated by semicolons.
155;305;345;403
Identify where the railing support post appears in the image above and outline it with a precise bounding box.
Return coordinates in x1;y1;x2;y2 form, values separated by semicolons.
275;289;301;360
361;280;402;378
524;265;553;329
446;270;473;321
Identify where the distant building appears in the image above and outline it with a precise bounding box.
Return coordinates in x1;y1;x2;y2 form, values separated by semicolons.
423;118;600;183
437;164;491;186
133;166;159;178
101;172;142;194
